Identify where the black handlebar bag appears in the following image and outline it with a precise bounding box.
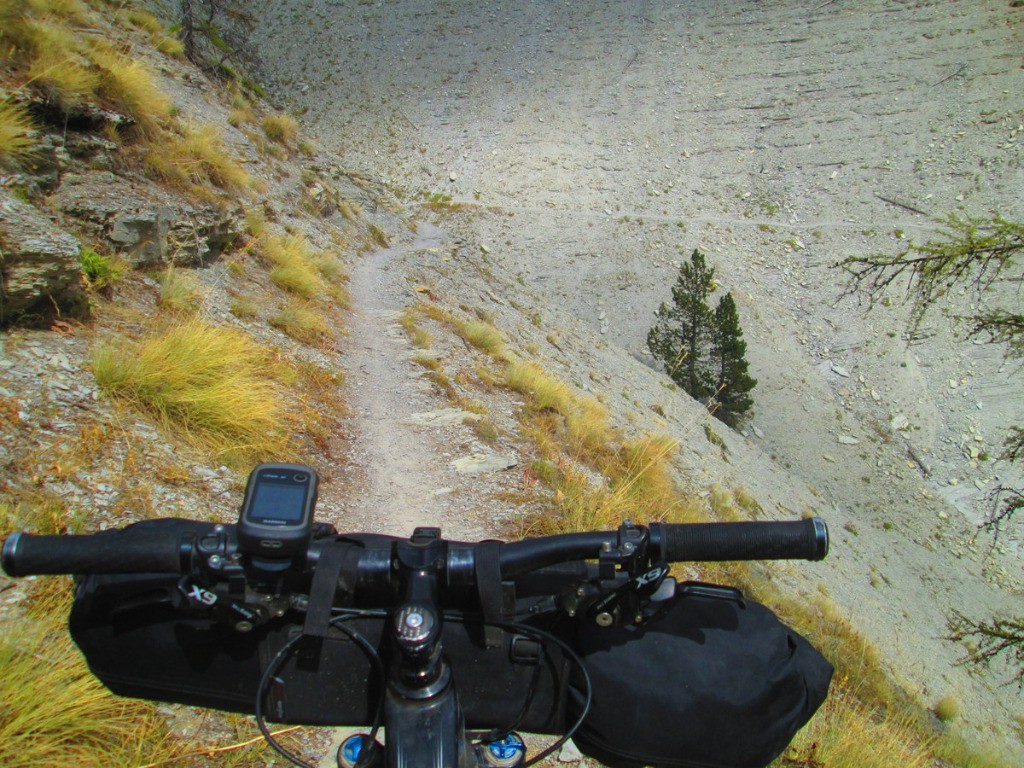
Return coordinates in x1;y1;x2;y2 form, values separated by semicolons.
65;520;570;732
568;583;832;768
68;572;570;731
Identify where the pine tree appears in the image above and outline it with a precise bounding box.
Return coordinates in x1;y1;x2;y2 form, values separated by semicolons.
646;249;716;401
709;292;756;425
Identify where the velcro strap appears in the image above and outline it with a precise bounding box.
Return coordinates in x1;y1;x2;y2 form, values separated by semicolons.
475;540;505;648
303;542;360;638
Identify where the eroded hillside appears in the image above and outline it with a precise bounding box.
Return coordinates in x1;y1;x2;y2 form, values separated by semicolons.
1;1;1022;766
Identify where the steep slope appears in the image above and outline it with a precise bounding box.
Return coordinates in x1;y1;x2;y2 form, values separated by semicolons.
249;0;1024;758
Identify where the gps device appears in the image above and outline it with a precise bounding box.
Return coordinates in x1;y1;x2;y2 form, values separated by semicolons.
237;463;318;558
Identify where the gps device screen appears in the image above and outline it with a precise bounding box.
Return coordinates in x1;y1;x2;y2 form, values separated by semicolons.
237;464;318;558
248;478;308;525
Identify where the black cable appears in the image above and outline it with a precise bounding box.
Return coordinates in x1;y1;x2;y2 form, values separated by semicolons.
443;613;593;768
328;615;387;750
255;633;313;768
254;615;387;768
252;610;592;767
474;654;544;744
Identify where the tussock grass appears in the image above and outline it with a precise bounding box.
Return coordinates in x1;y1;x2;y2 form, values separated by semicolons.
90;47;170;136
228;92;256;127
270;301;331;347
229;295;259;319
504;361;575;416
456;318;507;358
154;34;184;57
530;466;624;533
369;224;389;247
933;693;962;723
524;434;691;536
91;320;290;460
1;490;85;536
124;8;163;34
156;266;201;313
260;233;327;298
504;361;616;459
604;434;689;518
0;8;80;58
0;100;37;163
780;686;933;768
503;358;690;533
270;258;323;298
472;417;500;443
120;8;184;57
262;112;298;145
931;733;1015;768
565;395;612;455
146;122;251;193
258;234;349;309
411;351;442;371
27;51;99;111
309;249;347;282
1;4;169;133
228;106;255;127
0;590;175;768
399;310;434;348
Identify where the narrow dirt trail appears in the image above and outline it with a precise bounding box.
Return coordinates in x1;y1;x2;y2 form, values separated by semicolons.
312;222;534;766
330;222;494;541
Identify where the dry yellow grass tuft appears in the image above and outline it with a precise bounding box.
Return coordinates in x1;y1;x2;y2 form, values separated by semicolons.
456;318;507;358
90;46;171;136
503;361;574;416
262;112;298;145
156;265;202;313
146;122;251;193
1;490;82;537
91;320;291;461
259;232;340;301
0;587;176;768
124;8;163;34
780;685;933;768
270;300;332;347
27;51;99;111
0;100;37;163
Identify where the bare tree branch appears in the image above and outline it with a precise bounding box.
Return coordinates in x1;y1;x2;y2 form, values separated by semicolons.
837;214;1024;329
948;611;1024;688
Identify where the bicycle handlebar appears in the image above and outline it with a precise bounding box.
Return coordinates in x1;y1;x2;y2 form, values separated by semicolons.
2;529;189;576
1;518;827;579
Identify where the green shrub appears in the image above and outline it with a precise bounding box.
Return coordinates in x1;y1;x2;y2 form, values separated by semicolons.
79;247;126;290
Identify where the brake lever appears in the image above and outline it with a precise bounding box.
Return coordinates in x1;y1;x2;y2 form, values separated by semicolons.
176;575;288;632
585;562;673;627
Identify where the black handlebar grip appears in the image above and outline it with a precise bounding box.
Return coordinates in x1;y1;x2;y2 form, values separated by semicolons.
1;530;190;577
652;517;828;562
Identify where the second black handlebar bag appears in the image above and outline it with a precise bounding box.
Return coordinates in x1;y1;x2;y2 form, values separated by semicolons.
568;583;832;768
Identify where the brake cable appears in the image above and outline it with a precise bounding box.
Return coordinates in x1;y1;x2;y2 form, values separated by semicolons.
443;613;593;768
255;615;386;768
253;607;591;767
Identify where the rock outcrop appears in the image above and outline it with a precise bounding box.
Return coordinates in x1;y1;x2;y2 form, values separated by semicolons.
0;191;86;326
55;172;243;268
